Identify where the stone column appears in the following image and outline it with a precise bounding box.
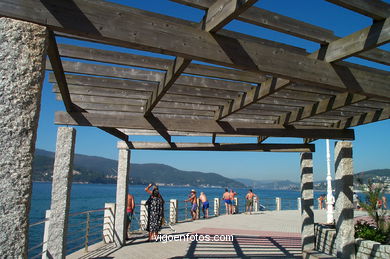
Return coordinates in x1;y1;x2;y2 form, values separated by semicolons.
234;197;239;213
297;198;302;211
214;198;220;216
103;203;116;243
170;199;178;224
334;141;355;259
42;210;51;259
114;142;130;247
0;18;48;257
47;127;76;259
300;152;315;251
253;196;259;212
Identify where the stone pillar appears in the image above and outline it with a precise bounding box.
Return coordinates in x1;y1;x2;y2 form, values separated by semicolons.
214;198;220;216
334;141;355;259
0;18;48;257
196;198;201;219
300;152;315;252
276;197;281;211
42;210;51;259
47;127;76;259
103;203;116;243
114;142;130;247
297;198;302;211
234;197;239;213
140;200;148;230
170;199;178;224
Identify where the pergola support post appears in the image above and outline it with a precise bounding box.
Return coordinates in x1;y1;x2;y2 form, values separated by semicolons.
0;17;48;257
114;142;130;247
300;152;315;252
334;141;355;259
47;127;76;259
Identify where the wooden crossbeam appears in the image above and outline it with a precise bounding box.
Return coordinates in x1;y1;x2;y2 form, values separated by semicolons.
278;93;368;125
326;0;390;21
2;0;389;99
144;0;258;116
57;44;266;83
337;106;390;129
312;18;390;63
257;136;268;143
172;0;390;65
55;111;355;140
116;141;315;152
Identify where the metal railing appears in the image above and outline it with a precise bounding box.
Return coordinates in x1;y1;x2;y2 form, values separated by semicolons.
28;216;50;259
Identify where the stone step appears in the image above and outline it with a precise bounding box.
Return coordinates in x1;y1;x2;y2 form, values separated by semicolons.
302;250;337;259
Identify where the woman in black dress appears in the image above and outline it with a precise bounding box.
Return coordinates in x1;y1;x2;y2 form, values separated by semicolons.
145;184;164;241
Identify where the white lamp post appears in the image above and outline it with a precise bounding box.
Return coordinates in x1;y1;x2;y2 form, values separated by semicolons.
326;139;335;224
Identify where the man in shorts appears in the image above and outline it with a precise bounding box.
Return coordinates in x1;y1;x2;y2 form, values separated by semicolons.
185;190;198;220
245;189;257;215
230;189;237;214
199;192;209;218
222;189;231;215
126;193;135;240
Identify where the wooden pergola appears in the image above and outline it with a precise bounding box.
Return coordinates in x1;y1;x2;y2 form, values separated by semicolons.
2;0;389;152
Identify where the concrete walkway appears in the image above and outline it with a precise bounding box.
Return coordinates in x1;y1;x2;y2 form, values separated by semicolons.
68;210;361;259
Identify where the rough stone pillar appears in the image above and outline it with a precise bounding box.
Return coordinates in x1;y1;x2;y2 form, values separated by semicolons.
276;197;281;211
300;152;315;251
234;197;239;213
253;196;259;212
47;127;76;259
103;203;116;243
140;200;148;230
0;18;48;257
214;198;220;216
114;142;130;247
170;199;178;224
334;141;355;259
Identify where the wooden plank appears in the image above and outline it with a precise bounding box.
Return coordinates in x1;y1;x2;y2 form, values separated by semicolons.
56;94;146;106
337;107;390;128
47;31;74;112
55;111;355;140
204;0;257;32
172;0;390;65
326;0;390;20
279;93;368;125
99;127;128;141
57;44;267;83
257;136;268;143
2;0;389;99
117;141;315;152
311;18;390;63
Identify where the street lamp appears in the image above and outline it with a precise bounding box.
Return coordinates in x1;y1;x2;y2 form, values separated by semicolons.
326;139;335;224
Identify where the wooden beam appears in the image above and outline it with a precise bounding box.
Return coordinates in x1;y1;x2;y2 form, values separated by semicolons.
2;0;389;99
204;0;258;32
257;136;268;143
172;0;390;65
311;18;390;63
326;0;390;20
99;127;128;142
337;106;390;128
47;31;74;112
279;93;368;125
118;141;315;152
55;111;355;140
57;44;266;83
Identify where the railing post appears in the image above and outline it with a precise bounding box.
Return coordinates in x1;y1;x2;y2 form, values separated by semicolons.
214;198;220;216
196;198;200;219
170;199;178;224
103;203;116;243
140;200;147;230
297;198;302;211
85;212;90;252
234;197;239;214
42;210;51;259
276;197;281;211
253;197;259;212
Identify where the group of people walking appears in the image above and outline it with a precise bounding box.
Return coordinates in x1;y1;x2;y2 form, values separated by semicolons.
125;185;260;241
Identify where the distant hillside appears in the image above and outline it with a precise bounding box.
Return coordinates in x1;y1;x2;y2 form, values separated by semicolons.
33;149;245;188
354;169;390;184
234;178;299;190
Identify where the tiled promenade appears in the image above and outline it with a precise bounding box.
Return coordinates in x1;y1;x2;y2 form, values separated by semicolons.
68;210;347;259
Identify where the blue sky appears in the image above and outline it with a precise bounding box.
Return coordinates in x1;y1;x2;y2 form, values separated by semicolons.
35;0;390;182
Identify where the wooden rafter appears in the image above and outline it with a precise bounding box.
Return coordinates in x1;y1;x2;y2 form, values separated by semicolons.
326;0;390;20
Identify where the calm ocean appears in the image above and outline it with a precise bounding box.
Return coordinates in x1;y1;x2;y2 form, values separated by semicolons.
28;182;321;258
